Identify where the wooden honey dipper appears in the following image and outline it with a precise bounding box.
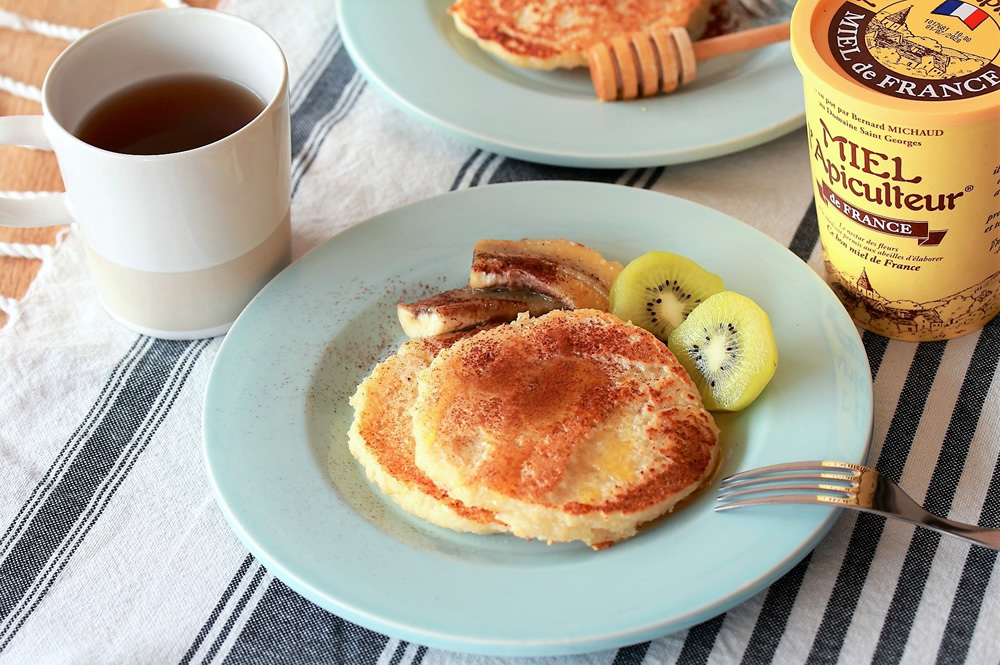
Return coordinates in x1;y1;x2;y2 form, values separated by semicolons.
588;22;790;101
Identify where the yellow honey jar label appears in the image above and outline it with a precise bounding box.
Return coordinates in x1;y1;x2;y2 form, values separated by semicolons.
792;0;1000;340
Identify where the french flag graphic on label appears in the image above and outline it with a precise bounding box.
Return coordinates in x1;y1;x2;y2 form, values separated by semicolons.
931;0;990;29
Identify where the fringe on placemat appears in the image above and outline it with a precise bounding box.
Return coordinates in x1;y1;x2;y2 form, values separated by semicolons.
0;215;72;331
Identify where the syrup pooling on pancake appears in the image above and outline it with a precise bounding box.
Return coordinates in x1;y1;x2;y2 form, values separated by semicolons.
348;329;507;534
411;309;719;549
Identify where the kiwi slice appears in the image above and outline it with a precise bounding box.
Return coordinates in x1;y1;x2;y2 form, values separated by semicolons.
609;251;724;341
667;291;778;412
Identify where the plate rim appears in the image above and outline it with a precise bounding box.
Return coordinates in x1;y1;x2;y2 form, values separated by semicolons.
203;180;874;656
334;1;806;168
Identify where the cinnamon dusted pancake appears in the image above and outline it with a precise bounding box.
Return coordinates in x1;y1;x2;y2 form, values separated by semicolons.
411;308;719;548
447;0;712;70
348;329;507;534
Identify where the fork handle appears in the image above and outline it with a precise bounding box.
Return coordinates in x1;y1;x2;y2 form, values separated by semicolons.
900;511;1000;550
873;486;1000;550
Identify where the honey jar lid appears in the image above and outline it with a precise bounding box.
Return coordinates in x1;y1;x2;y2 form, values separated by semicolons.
790;0;1000;121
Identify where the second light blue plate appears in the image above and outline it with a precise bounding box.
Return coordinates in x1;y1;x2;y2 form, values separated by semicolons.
336;1;804;168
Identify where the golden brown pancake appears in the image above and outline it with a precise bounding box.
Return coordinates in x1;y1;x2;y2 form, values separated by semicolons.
412;309;719;548
348;329;507;534
448;0;712;70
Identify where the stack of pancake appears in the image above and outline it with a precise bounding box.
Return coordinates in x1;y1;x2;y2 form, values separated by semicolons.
348;240;720;550
446;0;712;70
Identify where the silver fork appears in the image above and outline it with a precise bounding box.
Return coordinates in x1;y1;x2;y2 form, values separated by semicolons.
715;460;1000;551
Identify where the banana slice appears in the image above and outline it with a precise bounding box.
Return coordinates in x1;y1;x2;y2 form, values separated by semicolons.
469;239;624;311
397;287;562;338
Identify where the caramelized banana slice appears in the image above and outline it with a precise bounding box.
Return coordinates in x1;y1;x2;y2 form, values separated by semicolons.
397;287;562;338
469;239;624;311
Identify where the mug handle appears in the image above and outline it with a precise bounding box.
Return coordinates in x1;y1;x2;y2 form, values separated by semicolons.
0;116;73;227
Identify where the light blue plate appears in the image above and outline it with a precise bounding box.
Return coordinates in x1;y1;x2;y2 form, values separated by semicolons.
203;182;872;656
336;1;804;168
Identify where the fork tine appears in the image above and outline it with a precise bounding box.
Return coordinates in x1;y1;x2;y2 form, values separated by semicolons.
715;494;844;511
719;472;856;492
721;460;854;485
717;482;855;503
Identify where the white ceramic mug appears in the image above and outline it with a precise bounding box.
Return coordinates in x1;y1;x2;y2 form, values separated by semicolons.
0;8;292;339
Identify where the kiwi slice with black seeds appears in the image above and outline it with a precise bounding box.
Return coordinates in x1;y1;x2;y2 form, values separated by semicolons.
608;251;724;342
667;291;778;411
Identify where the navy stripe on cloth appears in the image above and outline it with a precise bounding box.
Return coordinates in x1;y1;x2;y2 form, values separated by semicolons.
0;339;209;649
642;166;665;189
180;554;255;665
288;28;341;112
740;554;813;665
204;565;268;663
788;200;820;262
676;614;726;665
224;579;391;665
0;337;147;556
450;150;485;190
469;152;500;187
612;642;651;665
289;30;358;160
935;448;1000;665
624;169;646;188
290;71;366;197
387;640;408;665
863;331;891;380
872;317;1000;663
806;340;947;665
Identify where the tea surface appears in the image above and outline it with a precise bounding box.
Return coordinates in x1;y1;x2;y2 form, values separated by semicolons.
76;74;264;155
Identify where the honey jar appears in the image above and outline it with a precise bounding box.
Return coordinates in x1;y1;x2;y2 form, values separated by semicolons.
790;0;1000;340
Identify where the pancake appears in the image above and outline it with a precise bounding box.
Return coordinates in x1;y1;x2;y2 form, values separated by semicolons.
348;329;507;534
411;308;719;548
447;0;712;70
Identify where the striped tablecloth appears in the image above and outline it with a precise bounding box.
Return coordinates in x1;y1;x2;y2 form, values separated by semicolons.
1;1;997;663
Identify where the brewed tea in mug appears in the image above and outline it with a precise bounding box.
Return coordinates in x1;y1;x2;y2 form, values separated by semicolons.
76;74;265;155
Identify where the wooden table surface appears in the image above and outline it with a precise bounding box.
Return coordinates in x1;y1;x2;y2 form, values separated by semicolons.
0;0;216;327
